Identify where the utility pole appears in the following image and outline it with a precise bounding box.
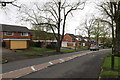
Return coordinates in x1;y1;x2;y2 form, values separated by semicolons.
75;29;78;51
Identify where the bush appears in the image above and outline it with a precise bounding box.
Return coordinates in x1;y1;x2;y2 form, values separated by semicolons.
2;42;6;47
30;41;42;47
46;44;56;49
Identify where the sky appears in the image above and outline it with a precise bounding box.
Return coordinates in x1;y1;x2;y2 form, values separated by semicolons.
0;0;101;36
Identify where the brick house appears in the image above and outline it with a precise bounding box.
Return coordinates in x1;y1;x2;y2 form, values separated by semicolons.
0;24;31;49
62;33;80;47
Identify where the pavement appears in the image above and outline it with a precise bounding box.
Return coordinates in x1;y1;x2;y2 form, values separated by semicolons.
1;49;111;79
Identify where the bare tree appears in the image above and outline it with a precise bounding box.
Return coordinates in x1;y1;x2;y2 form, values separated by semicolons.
78;15;95;49
20;0;86;52
98;0;120;56
97;0;120;70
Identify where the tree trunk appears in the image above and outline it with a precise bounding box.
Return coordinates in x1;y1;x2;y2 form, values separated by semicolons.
88;33;90;49
56;39;61;52
115;14;120;57
56;2;61;52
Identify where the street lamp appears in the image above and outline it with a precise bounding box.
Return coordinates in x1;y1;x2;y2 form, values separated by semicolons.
0;2;12;7
0;1;20;8
75;29;78;51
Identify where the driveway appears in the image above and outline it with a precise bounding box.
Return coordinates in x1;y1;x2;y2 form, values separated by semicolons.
0;47;15;58
2;48;15;54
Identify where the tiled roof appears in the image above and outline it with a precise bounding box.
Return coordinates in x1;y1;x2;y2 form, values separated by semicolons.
0;24;30;32
67;34;77;40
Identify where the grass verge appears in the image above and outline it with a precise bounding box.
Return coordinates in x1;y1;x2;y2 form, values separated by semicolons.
100;71;120;77
23;52;43;56
102;56;120;70
100;52;120;78
15;50;23;52
30;47;54;51
61;49;75;53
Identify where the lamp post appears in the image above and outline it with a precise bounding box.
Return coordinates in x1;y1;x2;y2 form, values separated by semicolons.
75;29;78;51
0;1;20;8
0;2;12;7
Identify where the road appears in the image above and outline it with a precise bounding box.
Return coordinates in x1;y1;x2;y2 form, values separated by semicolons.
2;50;90;73
17;49;111;78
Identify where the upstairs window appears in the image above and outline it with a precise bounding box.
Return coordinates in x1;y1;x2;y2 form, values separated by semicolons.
21;32;28;36
66;38;68;41
5;32;14;36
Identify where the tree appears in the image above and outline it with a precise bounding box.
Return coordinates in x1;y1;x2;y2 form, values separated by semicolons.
98;0;120;56
78;15;95;49
97;0;120;70
99;22;111;48
20;0;85;52
91;19;102;46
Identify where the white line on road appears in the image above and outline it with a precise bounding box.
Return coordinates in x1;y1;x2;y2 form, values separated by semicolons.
68;57;73;59
31;66;36;71
59;59;64;62
49;62;53;65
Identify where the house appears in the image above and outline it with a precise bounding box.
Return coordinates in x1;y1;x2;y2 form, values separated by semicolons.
62;33;80;47
77;36;96;46
30;30;58;47
62;34;96;47
75;35;87;46
0;24;31;49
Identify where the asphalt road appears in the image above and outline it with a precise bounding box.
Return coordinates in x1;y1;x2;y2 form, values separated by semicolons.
2;50;90;73
18;49;111;78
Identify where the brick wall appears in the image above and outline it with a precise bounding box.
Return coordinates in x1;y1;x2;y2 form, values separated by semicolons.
2;32;31;39
63;34;73;42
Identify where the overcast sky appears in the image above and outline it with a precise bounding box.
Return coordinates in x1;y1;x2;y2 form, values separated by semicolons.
0;0;101;36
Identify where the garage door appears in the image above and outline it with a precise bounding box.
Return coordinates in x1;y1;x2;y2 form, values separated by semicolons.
10;40;27;49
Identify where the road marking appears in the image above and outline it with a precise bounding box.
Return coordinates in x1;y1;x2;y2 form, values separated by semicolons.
31;66;36;71
49;62;53;65
68;57;73;59
59;59;64;63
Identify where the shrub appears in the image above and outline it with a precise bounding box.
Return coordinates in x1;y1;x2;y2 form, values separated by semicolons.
30;41;42;47
2;42;6;47
46;44;56;49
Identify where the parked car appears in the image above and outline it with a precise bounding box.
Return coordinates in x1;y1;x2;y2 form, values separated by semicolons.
90;45;99;51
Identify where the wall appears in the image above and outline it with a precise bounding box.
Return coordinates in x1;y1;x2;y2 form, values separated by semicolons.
63;34;73;42
2;32;31;39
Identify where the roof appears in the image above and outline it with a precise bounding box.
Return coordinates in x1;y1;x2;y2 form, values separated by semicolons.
30;30;59;40
66;33;77;40
0;24;30;32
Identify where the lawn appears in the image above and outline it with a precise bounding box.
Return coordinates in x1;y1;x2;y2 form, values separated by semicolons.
100;71;120;77
30;47;54;51
61;49;75;53
77;46;88;51
15;50;23;52
100;52;120;78
102;56;120;70
23;52;43;56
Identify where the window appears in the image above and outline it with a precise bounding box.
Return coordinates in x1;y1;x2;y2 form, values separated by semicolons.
21;32;28;36
66;38;68;41
5;32;13;36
